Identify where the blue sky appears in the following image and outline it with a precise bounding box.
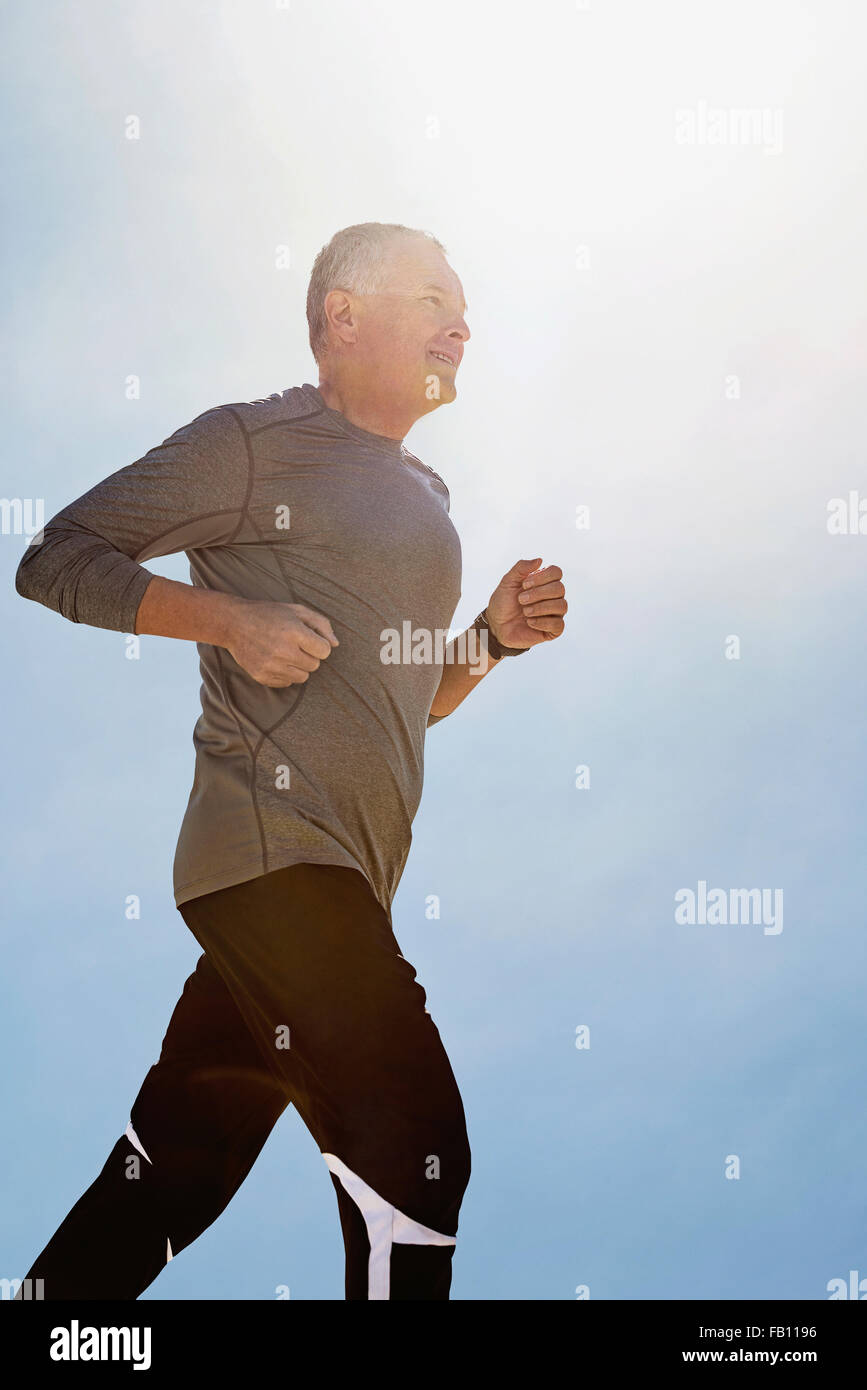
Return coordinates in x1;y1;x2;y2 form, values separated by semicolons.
2;0;866;1299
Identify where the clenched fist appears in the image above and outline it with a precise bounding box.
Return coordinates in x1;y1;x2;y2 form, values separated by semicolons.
225;599;339;688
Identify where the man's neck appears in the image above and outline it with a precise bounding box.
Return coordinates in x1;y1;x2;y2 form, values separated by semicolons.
316;375;414;442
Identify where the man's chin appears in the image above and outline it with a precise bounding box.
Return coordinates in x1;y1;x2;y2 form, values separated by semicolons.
421;372;457;409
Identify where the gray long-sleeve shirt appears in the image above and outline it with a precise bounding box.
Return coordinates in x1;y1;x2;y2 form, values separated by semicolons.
15;383;462;917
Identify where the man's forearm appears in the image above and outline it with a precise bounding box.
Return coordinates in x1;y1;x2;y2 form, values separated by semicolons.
134;574;243;648
429;629;501;719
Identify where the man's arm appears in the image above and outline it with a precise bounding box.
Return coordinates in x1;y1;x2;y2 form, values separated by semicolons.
15;406;338;686
428;627;501;722
14;406;248;633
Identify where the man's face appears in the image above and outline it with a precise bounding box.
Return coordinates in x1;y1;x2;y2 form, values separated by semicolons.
338;241;470;412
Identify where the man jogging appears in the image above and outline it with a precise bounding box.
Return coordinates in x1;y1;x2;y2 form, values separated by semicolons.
13;221;567;1300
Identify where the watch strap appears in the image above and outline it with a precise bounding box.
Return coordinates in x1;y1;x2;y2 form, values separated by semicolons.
474;609;530;659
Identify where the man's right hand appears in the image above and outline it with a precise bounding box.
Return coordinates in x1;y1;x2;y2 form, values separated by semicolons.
225;599;339;687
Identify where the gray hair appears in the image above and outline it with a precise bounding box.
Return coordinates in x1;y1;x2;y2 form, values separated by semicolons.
306;222;448;362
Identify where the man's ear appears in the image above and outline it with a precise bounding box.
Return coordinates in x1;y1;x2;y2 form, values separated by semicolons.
323;288;358;348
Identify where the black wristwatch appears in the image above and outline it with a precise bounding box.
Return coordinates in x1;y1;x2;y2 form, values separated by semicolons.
473;609;530;660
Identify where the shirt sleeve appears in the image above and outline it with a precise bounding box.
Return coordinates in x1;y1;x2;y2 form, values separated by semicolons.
14;405;250;634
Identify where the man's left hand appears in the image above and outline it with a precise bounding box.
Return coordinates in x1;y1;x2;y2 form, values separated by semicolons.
486;557;567;651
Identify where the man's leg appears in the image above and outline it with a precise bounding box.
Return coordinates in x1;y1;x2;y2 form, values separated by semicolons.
17;950;288;1299
179;862;472;1300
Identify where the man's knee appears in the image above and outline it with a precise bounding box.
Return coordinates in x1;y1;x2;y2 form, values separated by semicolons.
323;1109;471;1241
417;1126;472;1231
322;1143;469;1301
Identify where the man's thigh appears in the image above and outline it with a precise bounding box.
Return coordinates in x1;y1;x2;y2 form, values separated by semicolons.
178;863;471;1234
128;948;289;1251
